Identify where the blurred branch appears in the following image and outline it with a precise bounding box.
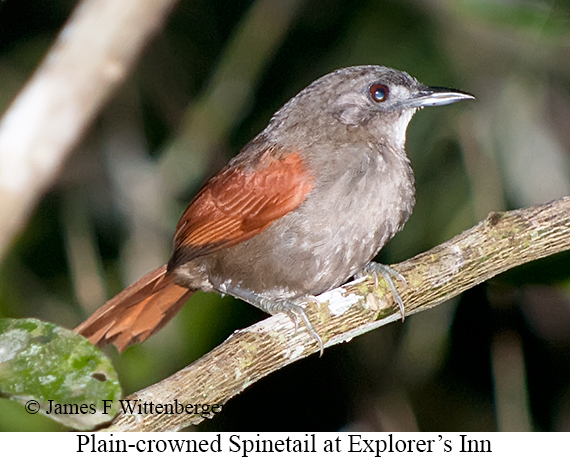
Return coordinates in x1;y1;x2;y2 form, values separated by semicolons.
0;0;178;260
104;196;570;432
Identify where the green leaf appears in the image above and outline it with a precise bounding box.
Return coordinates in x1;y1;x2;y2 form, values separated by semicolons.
0;318;121;430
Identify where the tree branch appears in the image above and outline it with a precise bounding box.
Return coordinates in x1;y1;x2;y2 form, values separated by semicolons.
104;196;570;432
0;0;178;260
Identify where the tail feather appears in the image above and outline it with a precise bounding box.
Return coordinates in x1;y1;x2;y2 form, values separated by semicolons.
75;265;193;352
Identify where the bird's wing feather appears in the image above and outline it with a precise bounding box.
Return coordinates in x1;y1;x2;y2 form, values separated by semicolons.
170;151;315;267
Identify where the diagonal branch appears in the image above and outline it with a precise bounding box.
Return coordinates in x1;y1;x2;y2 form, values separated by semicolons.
0;0;178;260
104;196;570;432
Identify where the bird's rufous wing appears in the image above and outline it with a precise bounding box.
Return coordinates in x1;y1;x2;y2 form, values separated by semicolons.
169;151;315;267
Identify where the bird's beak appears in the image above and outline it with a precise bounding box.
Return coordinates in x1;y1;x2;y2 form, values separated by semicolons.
407;86;475;108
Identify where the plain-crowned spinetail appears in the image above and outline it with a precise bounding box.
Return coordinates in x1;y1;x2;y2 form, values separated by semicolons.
76;65;474;353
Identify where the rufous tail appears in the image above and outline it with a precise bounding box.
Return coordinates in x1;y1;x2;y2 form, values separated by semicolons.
75;265;193;352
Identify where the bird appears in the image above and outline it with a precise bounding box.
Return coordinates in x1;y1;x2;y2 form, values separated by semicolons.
75;65;473;353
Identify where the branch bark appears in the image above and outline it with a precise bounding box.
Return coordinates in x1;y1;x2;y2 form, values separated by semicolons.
0;0;178;260
103;196;570;432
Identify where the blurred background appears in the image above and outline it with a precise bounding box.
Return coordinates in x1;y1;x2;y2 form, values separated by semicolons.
0;0;569;432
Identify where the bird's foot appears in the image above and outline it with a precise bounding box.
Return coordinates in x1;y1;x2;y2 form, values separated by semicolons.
222;285;324;355
264;297;324;356
357;262;406;320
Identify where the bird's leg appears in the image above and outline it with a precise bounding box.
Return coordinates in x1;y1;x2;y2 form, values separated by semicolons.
356;261;406;320
220;285;324;355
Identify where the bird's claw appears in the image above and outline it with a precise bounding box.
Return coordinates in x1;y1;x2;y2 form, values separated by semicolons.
282;299;324;357
359;262;406;321
238;289;324;356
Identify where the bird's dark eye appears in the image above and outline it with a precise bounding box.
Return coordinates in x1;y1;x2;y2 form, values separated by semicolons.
369;83;388;102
